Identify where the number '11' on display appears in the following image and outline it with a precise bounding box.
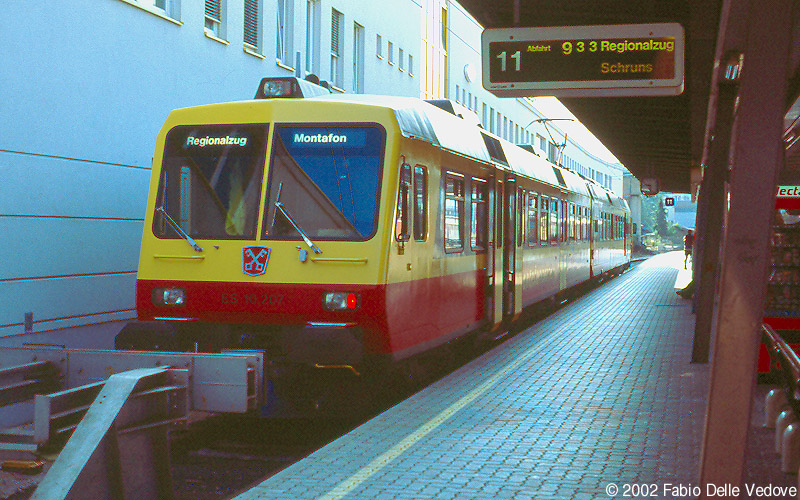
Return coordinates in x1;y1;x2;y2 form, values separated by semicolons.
496;51;521;72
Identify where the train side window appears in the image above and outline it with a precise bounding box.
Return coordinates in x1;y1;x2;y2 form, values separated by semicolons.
470;178;488;251
569;203;576;240
413;166;427;241
595;214;601;239
582;207;589;240
561;200;568;242
550;199;559;244
611;214;615;240
495;180;503;249
612;214;616;240
444;173;465;252
539;197;549;243
395;162;412;243
611;214;615;239
518;188;525;247
600;213;605;240
527;192;538;246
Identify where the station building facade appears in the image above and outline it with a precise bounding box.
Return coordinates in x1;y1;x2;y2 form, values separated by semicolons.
1;0;627;337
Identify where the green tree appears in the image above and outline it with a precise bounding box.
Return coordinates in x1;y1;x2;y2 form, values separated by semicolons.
641;195;659;233
654;197;675;237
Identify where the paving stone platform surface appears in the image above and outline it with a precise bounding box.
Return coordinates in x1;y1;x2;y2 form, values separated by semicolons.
235;252;763;500
3;253;795;499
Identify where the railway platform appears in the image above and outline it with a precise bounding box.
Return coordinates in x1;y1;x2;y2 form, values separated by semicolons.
232;251;794;500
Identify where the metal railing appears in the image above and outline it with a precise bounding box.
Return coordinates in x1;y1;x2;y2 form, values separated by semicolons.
763;323;800;412
761;323;800;473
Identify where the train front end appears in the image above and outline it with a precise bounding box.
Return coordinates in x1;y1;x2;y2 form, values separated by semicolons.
124;81;399;410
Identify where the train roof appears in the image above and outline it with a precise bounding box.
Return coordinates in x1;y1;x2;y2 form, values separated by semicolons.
309;93;624;207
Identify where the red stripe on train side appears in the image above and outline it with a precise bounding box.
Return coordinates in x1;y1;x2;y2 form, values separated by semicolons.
384;269;486;354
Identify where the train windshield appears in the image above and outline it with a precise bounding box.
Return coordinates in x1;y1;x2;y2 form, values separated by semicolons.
153;124;269;240
263;125;385;241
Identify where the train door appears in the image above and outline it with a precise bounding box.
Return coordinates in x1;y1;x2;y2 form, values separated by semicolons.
624;214;629;256
589;201;597;277
503;178;517;320
488;177;504;331
559;198;568;290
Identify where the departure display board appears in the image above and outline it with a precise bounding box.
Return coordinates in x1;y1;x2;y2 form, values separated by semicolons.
482;23;684;97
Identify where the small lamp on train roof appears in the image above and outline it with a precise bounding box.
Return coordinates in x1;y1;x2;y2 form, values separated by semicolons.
260;79;295;98
254;76;331;99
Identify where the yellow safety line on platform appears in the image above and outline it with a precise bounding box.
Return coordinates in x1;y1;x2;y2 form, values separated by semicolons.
317;338;551;500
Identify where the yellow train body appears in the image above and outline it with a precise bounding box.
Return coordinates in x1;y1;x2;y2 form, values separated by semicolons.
128;79;631;381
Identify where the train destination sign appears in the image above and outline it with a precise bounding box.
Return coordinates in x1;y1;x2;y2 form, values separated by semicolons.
482;23;684;97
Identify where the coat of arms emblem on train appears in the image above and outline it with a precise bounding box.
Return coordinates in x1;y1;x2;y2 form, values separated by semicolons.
242;246;271;276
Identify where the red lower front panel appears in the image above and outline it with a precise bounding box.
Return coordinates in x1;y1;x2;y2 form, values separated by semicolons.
138;270;484;358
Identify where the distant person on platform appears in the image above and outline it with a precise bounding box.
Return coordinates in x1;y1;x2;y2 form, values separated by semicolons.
683;229;694;269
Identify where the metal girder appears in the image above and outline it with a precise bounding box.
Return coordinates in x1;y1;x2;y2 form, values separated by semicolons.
30;367;187;500
0;347;265;414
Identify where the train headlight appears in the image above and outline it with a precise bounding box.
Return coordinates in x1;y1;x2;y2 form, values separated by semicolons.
323;292;360;311
152;287;186;306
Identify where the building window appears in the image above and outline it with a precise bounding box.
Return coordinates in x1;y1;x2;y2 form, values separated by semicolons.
421;0;447;99
399;48;405;71
440;6;448;49
205;0;224;38
306;0;320;75
376;34;383;58
548;142;557;163
388;41;394;65
124;0;181;22
353;22;365;93
276;0;293;63
243;0;260;51
408;54;413;75
330;9;343;87
444;174;465;252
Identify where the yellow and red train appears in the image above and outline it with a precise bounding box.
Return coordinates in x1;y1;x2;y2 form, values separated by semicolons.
120;77;631;410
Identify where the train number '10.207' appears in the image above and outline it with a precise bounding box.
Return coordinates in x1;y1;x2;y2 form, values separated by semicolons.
221;292;284;307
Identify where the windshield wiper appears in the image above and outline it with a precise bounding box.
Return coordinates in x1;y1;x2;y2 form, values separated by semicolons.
156;206;203;252
272;183;323;254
